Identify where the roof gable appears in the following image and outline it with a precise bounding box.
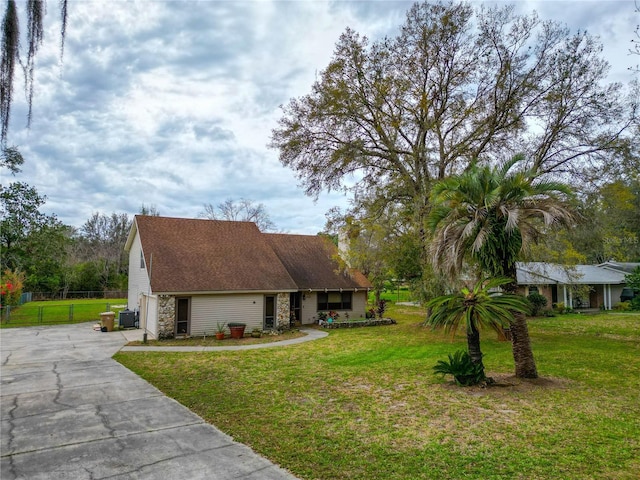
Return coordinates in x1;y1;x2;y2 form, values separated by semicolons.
265;234;372;290
598;262;640;274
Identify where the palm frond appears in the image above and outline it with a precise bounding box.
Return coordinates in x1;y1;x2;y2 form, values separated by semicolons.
425;277;528;336
428;154;575;279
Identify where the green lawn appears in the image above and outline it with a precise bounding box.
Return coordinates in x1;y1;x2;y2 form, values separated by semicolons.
114;305;640;479
370;287;416;304
1;298;127;327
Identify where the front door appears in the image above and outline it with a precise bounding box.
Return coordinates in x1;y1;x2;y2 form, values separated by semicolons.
175;297;191;336
264;295;276;329
290;292;301;326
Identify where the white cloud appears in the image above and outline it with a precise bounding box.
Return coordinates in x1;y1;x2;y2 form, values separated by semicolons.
4;0;636;234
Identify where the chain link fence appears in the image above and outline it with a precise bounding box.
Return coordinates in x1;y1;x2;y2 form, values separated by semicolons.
29;291;127;301
1;301;127;326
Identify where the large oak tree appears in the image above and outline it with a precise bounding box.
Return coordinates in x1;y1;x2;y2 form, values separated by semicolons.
271;1;634;253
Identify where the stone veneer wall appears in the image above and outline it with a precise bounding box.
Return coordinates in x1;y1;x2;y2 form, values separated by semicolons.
276;292;290;330
158;295;176;339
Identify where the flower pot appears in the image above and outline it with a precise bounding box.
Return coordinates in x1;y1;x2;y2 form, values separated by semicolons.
228;323;246;339
215;332;225;340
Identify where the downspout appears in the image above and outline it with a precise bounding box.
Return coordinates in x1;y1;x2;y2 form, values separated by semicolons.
143;253;153;344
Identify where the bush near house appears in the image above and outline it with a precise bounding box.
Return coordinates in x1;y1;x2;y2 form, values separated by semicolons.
613;301;632;311
527;292;548;316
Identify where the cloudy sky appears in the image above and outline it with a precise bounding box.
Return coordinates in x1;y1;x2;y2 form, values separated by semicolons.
4;0;638;234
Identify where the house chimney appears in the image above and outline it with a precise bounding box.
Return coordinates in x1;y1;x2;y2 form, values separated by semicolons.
338;229;351;268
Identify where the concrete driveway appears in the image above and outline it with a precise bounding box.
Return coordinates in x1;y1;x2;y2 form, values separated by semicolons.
0;323;299;479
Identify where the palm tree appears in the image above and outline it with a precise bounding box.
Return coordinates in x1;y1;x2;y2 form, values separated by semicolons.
428;154;574;378
426;277;530;383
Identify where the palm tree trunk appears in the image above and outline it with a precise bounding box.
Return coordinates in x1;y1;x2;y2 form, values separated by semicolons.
502;270;539;379
510;311;538;378
466;323;485;371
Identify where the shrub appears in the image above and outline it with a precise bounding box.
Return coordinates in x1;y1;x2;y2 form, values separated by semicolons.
433;350;485;386
527;292;548;316
376;299;387;319
553;302;573;314
631;297;640;311
0;269;25;306
612;301;631;312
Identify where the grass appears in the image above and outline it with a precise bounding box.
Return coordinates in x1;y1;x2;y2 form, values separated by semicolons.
114;304;640;479
370;287;416;304
1;298;127;327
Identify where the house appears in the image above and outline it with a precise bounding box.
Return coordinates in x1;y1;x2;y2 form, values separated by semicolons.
516;262;639;310
124;215;372;339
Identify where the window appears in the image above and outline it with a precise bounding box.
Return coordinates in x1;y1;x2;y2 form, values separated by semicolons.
140;251;145;269
317;291;352;311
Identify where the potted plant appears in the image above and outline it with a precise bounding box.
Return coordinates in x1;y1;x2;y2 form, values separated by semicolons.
215;322;226;340
227;322;246;339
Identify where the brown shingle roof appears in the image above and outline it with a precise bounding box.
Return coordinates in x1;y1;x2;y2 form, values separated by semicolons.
134;216;297;293
132;216;372;294
265;233;372;290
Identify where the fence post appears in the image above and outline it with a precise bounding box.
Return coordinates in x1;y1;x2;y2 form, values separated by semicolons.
69;304;74;322
5;305;10;324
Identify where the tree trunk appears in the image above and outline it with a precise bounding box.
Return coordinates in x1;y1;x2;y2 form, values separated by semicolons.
466;323;484;369
502;269;539;379
510;311;538;378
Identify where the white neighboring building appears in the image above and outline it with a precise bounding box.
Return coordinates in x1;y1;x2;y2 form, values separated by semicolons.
516;262;639;310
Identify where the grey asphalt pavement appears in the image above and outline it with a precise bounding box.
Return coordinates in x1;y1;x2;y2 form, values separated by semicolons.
0;323;301;479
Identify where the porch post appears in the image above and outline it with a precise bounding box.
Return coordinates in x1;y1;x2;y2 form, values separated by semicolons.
276;292;291;329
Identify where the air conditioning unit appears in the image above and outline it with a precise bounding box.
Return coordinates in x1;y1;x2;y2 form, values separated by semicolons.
118;309;138;329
